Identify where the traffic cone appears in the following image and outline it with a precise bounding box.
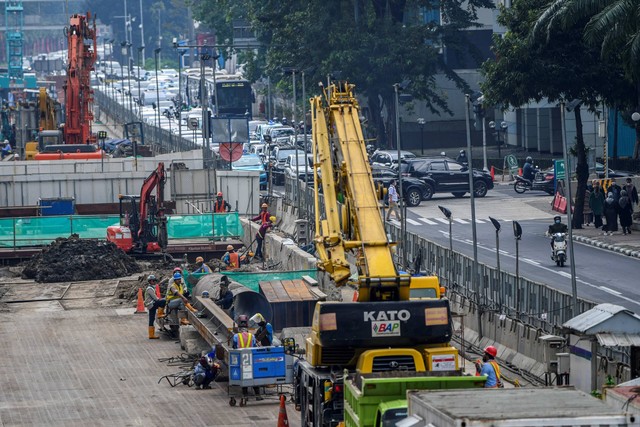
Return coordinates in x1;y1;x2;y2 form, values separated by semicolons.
518;167;522;176
277;395;289;427
490;166;495;181
135;288;146;314
352;290;359;302
155;283;161;298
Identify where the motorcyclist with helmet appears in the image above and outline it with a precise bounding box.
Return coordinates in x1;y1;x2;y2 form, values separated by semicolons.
547;215;568;249
522;156;537;182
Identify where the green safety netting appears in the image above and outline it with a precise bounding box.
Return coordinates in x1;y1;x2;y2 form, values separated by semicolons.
183;269;318;293
0;212;243;248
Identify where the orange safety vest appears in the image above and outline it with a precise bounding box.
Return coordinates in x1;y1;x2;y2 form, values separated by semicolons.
214;199;227;213
259;211;269;224
237;332;253;348
487;361;502;388
228;252;240;269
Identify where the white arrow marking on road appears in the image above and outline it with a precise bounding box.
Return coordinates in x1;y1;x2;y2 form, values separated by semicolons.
435;218;450;224
476;219;487;224
453;218;469;224
419;217;438;225
406;218;421;225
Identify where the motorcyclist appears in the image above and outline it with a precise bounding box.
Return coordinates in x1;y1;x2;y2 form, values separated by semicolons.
522;156;537;182
547;216;568;249
456;149;468;166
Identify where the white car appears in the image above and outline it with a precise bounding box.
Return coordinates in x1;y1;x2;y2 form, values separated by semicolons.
284;153;313;182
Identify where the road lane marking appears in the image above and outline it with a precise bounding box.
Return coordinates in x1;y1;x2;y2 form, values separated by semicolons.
599;286;622;295
406;218;421;225
435;218;450;224
453;218;469;224
418;217;438;225
522;258;541;266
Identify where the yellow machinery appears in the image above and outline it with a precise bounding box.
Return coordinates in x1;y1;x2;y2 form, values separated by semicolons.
25;88;61;159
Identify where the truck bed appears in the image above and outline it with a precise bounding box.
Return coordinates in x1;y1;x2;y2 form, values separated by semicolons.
406;387;639;426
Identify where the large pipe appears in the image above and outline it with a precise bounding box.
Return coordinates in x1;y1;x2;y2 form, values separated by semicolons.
193;274;273;323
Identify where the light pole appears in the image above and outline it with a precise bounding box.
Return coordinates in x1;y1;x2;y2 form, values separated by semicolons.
489;120;508;159
284;67;300;217
302;70;308;218
489;216;502;311
138;0;145;67
136;46;144;114
513;220;522;318
394;81;411;268
438;205;452;284
121;41;132;111
154;47;161;133
417;117;425;155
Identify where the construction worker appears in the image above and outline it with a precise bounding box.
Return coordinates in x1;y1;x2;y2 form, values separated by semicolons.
215;276;234;310
232;315;262;401
251;313;273;346
193;355;220;390
252;203;271;224
144;274;166;339
166;272;197;325
222;245;246;270
213;191;231;213
254;216;275;260
193;256;212;273
475;345;503;388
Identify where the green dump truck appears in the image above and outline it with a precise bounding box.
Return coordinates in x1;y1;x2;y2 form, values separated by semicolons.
342;372;486;427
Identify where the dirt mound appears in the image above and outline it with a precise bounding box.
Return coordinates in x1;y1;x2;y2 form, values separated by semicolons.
22;235;142;283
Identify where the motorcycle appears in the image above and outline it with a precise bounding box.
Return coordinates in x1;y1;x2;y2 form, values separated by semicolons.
514;172;555;195
549;232;567;267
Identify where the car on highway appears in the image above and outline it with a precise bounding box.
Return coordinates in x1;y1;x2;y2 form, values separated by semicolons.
232;154;267;190
372;165;432;207
284;153;314;183
369;150;416;167
269;146;298;185
401;157;494;198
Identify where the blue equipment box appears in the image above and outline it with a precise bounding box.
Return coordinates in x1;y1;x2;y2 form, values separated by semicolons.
229;347;293;387
38;198;75;216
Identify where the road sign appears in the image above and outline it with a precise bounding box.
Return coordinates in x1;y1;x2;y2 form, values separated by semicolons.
188;117;199;130
554;160;565;180
219;142;243;162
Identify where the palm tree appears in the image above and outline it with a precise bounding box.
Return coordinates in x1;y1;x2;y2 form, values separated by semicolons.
533;0;640;159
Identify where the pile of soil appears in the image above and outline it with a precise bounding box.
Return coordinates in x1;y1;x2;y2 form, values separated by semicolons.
22;235;142;283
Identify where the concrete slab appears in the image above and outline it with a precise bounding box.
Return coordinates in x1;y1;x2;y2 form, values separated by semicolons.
0;299;300;426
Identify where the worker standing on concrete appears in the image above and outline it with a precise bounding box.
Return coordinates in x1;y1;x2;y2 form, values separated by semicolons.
251;313;273;346
252;203;271;224
192;256;212;273
222;245;246;270
253;216;275;261
475;346;503;388
232;315;262;401
144;274;166;339
213;191;232;213
166;272;198;325
213;192;232;238
215;276;234;310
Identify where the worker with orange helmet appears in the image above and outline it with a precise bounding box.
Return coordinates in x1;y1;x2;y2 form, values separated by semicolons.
192;256;212;274
475;345;503;388
252;202;271;225
253;216;275;260
213;191;231;213
222;245;246;270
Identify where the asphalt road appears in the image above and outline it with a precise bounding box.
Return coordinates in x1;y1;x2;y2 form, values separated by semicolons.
394;184;640;309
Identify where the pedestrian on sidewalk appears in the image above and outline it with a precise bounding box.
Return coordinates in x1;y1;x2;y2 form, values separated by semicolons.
385;180;401;222
589;181;605;229
625;178;639;210
609;178;622;202
603;192;619;235
619;190;634;235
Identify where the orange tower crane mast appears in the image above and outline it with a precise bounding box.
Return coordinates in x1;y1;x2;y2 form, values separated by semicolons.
63;13;97;145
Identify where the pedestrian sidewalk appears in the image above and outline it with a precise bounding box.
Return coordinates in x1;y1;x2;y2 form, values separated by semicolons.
572;223;640;258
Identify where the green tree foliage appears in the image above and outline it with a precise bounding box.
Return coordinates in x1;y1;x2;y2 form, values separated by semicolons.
191;0;492;146
481;0;634;228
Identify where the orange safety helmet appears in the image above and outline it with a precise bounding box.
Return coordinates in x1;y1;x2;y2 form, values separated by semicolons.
217;192;223;197
484;345;498;358
196;256;204;263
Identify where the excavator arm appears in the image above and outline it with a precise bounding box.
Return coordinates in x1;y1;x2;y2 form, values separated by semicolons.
138;162;167;251
311;83;409;302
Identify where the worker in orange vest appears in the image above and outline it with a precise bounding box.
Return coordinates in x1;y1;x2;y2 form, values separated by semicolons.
232;315;262;401
213;192;231;213
252;203;271;224
222;244;246;270
475;345;503;388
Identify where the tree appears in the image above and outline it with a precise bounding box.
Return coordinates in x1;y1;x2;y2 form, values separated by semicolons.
481;0;634;228
191;0;492;147
534;0;640;159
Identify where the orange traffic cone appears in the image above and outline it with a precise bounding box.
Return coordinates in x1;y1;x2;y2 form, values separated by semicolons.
352;290;359;302
155;283;161;298
277;395;289;427
518;167;523;176
490;166;495;181
135;288;146;314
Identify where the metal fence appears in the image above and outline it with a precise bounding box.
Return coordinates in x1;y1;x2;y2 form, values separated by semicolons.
285;176;596;333
94;89;198;154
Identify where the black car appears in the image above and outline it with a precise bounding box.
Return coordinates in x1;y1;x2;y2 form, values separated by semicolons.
372;165;431;207
400;157;494;199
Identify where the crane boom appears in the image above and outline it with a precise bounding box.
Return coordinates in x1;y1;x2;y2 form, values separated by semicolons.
312;82;409;301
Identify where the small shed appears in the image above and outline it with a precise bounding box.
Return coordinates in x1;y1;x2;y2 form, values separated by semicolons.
259;279;323;330
562;303;640;394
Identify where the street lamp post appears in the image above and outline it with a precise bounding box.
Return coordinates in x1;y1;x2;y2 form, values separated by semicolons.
393;82;411;268
302;70;308;219
438;205;452;283
513;220;522;318
489;120;508;159
284;67;300;217
138;0;145;67
121;42;132;112
417;117;425;155
136;46;144;116
489;216;502;311
154;48;161;144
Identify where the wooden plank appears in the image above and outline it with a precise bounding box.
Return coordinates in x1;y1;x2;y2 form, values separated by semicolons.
274;280;292;302
286;280;303;301
302;275;318;287
308;287;327;301
295;279;313;300
259;281;278;301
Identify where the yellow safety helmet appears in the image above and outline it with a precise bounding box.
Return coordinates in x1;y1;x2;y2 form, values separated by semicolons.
196;256;204;263
269;216;276;223
226;244;234;251
250;313;265;324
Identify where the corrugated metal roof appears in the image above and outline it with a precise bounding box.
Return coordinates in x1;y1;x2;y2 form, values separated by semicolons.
563;303;634;332
597;332;640;347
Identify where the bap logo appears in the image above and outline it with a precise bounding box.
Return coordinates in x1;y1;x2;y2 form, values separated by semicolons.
372;320;401;337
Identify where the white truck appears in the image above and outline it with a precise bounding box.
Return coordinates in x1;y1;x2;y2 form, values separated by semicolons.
401;387;638;427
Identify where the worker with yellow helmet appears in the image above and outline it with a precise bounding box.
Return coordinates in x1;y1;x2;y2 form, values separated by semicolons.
192;256;212;274
253;215;276;260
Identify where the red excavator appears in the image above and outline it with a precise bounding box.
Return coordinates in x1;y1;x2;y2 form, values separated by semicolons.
34;12;103;160
107;163;169;256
